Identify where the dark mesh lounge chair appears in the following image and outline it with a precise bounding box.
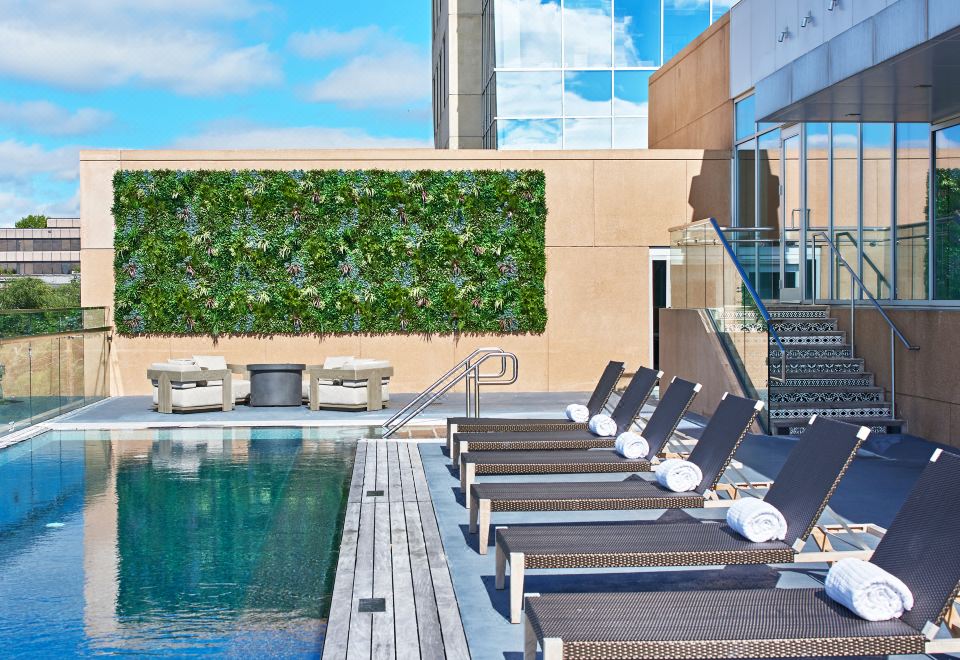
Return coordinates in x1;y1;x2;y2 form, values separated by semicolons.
444;360;625;454
522;449;960;660
496;416;869;622
457;367;666;507
452;377;699;463
464;391;761;518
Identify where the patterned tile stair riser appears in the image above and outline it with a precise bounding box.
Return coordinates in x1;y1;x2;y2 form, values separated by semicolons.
769;391;885;404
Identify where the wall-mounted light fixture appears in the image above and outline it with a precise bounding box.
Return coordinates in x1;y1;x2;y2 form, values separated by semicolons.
827;0;839;11
778;27;791;42
801;11;814;27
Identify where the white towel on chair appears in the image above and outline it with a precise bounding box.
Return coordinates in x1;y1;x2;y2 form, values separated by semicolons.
588;414;617;437
825;558;913;621
726;497;788;542
565;404;590;423
615;432;649;460
654;458;702;493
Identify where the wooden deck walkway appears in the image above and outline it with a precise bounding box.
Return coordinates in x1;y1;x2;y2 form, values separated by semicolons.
323;438;470;660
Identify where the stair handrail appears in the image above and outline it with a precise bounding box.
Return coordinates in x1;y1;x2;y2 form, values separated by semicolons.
707;218;787;384
810;231;919;420
381;349;518;438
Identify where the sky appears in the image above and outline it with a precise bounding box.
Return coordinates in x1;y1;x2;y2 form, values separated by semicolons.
0;0;433;225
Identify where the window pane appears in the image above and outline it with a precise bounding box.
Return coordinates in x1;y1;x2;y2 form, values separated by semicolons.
735;95;755;141
614;70;651;116
806;123;830;299
564;118;611;148
564;70;611;117
614;0;660;67
832;123;859;299
663;0;709;63
496;71;562;117
861;123;893;299
563;0;612;67
497;119;563;148
614;117;648;148
934;124;960;300
712;0;739;21
895;123;930;300
494;0;562;67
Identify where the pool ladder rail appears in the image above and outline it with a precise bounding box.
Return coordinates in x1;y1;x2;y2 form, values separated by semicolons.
381;347;519;438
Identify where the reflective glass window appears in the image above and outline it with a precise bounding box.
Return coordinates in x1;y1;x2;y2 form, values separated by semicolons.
497;119;563;148
934;124;960;300
564;118;612;148
496;71;562;117
736;139;756;228
564;70;612;117
663;0;709;63
832;123;859;298
614;0;660;67
861;123;893;299
735;95;755;141
757;131;780;299
614;70;651;116
805;123;830;299
563;0;612;67
494;0;562;68
895;123;930;300
614;117;648;148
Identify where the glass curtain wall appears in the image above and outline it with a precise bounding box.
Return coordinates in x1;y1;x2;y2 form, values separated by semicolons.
733;93;947;303
486;0;738;149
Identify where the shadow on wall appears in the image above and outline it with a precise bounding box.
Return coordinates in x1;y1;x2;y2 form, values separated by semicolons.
687;153;734;226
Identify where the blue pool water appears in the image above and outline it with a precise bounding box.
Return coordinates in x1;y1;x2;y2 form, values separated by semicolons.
0;427;359;657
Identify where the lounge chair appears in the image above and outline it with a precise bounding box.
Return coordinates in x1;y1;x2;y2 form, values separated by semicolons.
522;449;960;659
496;416;868;622
445;360;626;454
462;391;760;512
467;377;706;553
458;366;666;508
452;377;700;463
148;356;250;413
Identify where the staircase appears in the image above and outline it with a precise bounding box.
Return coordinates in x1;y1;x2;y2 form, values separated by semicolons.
766;305;903;436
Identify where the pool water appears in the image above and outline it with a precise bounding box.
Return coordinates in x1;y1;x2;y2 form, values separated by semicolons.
0;427;358;657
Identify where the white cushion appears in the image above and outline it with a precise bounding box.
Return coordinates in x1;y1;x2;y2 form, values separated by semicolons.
347;358;391;370
153;378;250;408
323;356;354;369
193;355;228;371
314;383;390;406
148;362;197;389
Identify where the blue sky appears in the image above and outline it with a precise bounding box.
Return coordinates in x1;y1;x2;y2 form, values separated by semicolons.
0;0;432;225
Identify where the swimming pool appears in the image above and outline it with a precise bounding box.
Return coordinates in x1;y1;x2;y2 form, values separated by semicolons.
0;426;359;657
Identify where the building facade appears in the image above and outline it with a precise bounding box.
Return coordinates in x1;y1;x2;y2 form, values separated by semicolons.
434;0;739;149
0;217;81;283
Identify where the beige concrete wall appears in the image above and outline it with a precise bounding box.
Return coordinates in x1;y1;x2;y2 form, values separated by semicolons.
81;148;730;396
649;14;732;151
831;306;960;448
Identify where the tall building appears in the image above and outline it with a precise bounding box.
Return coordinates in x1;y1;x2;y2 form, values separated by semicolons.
0;217;80;283
433;0;739;149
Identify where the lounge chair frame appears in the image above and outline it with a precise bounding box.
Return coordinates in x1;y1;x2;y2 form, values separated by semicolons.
149;366;244;413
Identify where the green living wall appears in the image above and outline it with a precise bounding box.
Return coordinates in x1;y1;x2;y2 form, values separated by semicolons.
113;169;546;336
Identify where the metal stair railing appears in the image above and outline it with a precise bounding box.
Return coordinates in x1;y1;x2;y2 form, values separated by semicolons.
381;347;519;438
810;231;919;419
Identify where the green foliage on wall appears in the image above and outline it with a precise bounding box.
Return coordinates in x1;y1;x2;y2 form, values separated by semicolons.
113;169;547;336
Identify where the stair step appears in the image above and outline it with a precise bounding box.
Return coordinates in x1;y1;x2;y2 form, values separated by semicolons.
772;417;904;436
770;401;894;420
782;358;865;374
774;373;876;387
771;331;846;345
771;346;853;360
770;319;839;333
769;387;885;404
767;306;830;320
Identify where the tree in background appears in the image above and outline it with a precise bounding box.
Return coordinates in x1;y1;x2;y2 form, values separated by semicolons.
14;214;47;229
0;277;80;309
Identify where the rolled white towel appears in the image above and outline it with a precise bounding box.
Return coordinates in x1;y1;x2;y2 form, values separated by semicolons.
654;458;702;493
615;432;649;460
825;558;913;621
726;497;788;542
588;414;617;437
565;404;590;423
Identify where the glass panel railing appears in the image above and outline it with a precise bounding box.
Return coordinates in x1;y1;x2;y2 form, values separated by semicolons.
670;219;784;430
0;307;110;436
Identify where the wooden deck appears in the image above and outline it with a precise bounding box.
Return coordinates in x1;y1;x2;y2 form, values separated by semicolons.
323;438;470;660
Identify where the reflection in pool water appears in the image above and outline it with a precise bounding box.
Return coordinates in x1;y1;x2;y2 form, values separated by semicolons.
0;427;358;657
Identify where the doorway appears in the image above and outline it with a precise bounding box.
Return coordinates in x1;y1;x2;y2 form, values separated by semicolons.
649;248;670;370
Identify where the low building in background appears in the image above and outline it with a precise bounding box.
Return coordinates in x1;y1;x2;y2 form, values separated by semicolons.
0;217;81;284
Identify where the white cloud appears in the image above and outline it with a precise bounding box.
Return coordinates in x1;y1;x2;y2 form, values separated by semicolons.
0;100;113;137
287;26;383;60
0;140;78;182
0;2;281;96
172;120;432;149
305;45;431;109
0;188;78;226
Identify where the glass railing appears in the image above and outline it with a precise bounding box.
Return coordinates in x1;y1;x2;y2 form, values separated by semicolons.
670;219;784;431
0;307;110;437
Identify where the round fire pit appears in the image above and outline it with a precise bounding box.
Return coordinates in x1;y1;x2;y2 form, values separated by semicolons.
247;364;306;407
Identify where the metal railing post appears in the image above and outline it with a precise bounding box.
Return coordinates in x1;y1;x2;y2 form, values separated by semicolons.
890;327;896;419
850;276;855;358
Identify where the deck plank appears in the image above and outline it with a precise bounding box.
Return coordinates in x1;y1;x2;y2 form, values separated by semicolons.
346;502;375;659
404;501;445;659
375;441;388;495
347;442;368;503
386;442;402;502
397;441;416;502
322;501;360;660
371;502;396;660
362;439;377;496
390;500;420;660
407;441;432;502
